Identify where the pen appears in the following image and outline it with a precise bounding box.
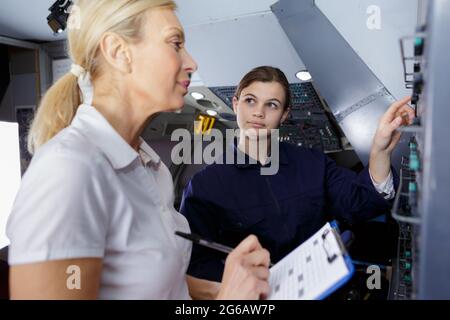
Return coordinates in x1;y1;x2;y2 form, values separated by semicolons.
175;231;274;267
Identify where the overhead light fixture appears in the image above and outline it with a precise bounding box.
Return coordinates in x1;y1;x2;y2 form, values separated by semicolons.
206;110;218;117
296;70;312;81
191;92;205;100
47;0;73;34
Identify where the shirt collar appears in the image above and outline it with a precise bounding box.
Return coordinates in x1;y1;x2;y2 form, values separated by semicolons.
71;104;159;170
139;138;161;168
231;139;289;169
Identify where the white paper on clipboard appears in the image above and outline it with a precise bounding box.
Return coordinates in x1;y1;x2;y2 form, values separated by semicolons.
268;222;354;300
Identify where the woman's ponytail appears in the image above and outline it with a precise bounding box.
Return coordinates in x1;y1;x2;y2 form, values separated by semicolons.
27;73;81;154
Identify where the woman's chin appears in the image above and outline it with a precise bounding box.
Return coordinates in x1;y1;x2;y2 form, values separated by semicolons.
167;107;184;113
244;128;270;140
166;100;185;113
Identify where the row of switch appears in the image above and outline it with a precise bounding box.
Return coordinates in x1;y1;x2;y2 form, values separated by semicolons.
408;138;420;212
409;138;420;171
411;25;426;123
400;241;413;289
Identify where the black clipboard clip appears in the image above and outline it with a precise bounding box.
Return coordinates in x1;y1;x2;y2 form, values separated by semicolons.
321;223;348;264
322;229;338;263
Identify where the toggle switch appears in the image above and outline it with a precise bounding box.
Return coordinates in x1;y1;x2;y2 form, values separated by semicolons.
414;37;425;56
414;63;421;73
413;74;424;95
409;182;418;208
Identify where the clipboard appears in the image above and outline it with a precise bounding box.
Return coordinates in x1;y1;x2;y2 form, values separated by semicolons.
267;221;355;300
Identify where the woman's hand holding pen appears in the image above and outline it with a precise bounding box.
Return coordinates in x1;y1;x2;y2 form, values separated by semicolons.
216;235;271;300
369;96;415;183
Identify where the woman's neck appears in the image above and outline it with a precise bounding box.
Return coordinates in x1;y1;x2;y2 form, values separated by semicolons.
92;87;156;151
238;134;272;165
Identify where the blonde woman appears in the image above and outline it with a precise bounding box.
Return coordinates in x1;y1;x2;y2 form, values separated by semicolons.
6;0;270;300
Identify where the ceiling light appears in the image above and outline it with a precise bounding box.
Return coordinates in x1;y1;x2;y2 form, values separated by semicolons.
206;110;218;117
296;71;312;81
191;92;205;100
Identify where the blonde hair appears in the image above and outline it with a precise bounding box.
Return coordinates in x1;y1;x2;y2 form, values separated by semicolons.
28;0;176;154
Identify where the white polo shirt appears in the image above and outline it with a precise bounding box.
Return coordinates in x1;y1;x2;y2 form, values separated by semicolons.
7;104;192;300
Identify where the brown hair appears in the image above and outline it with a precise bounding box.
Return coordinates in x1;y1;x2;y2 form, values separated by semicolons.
234;66;292;109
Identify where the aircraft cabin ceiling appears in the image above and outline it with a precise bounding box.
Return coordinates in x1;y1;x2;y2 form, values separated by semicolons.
0;0;278;42
0;0;417;100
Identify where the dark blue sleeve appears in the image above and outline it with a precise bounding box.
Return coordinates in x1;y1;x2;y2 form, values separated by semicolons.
180;174;225;282
319;150;399;224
